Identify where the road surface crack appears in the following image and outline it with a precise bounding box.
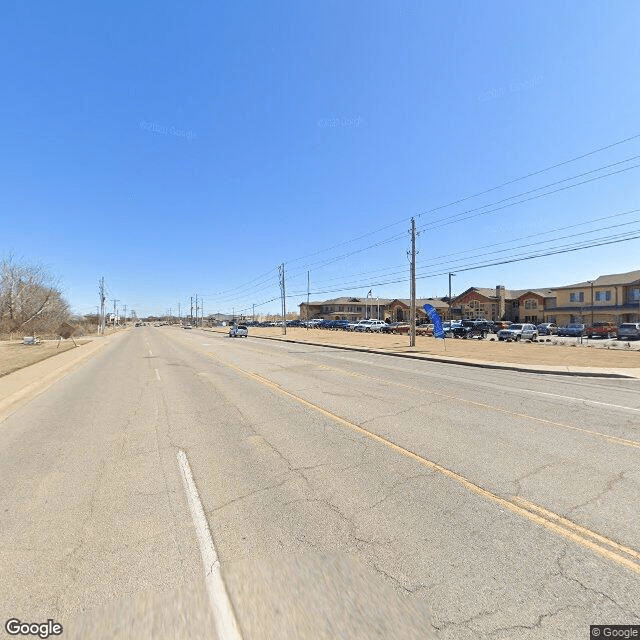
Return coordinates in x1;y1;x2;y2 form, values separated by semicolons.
568;470;627;513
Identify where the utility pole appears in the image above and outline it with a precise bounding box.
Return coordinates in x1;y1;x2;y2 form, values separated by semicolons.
190;296;193;324
409;217;416;347
178;302;181;322
195;294;198;327
279;264;287;335
123;305;127;326
449;273;455;321
253;303;255;323
98;277;106;335
113;299;119;328
307;271;310;319
201;299;204;326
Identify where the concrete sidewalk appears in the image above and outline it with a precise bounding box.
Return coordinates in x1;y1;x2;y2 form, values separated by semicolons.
0;331;128;422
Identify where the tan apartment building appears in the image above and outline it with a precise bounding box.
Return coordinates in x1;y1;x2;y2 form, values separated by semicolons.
299;297;450;323
299;297;393;322
451;286;554;323
297;270;639;327
548;270;640;325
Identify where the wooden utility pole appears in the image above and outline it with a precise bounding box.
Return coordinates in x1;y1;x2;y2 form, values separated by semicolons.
98;277;106;334
409;217;416;347
449;272;455;320
279;264;287;335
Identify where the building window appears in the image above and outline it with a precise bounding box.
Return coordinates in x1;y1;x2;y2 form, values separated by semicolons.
569;292;584;302
339;306;344;311
595;291;611;302
524;299;538;309
630;288;640;301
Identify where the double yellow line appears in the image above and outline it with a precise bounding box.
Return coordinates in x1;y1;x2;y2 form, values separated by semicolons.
224;341;640;450
206;352;640;576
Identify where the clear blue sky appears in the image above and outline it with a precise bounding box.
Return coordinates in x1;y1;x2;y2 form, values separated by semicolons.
3;1;640;318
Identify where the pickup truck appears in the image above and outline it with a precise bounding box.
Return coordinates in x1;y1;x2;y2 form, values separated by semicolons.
585;322;617;339
448;319;493;339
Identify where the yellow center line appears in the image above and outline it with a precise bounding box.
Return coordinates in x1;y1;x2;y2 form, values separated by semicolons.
512;496;640;560
212;343;640;450
205;351;640;576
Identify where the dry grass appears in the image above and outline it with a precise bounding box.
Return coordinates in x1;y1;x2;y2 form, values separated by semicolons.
208;326;640;369
0;339;91;378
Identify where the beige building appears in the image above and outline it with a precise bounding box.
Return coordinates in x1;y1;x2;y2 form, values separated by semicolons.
299;297;450;323
451;286;554;323
548;270;640;326
297;270;640;327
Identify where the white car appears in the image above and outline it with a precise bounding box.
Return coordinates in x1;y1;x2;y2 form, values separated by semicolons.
497;323;538;341
229;324;248;338
354;320;386;332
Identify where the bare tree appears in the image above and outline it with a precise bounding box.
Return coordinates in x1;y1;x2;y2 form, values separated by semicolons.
0;255;71;337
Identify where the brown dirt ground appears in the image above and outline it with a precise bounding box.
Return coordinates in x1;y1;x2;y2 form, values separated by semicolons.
0;339;92;378
209;327;640;369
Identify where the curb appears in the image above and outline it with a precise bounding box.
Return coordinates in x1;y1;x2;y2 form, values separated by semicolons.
231;332;637;379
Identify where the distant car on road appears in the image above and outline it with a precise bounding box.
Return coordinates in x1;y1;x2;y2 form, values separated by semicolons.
183;324;193;330
617;323;640;340
229;324;248;338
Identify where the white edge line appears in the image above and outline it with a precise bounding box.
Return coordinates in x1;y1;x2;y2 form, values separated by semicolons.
177;450;243;640
154;368;161;381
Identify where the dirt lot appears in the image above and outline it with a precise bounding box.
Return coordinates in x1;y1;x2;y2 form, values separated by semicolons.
211;326;640;369
0;339;92;378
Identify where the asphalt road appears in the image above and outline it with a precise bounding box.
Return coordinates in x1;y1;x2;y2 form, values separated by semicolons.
1;326;639;639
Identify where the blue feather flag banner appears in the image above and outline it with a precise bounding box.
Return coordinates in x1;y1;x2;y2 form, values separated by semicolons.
423;304;445;339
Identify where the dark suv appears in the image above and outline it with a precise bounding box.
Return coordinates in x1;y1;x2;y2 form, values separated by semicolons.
451;319;494;339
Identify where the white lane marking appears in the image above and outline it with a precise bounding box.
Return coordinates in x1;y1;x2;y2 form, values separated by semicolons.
149;349;153;356
229;341;640;413
202;343;210;346
524;389;640;413
155;368;161;381
177;450;243;640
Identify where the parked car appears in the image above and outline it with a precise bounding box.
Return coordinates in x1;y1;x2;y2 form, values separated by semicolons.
537;322;558;335
617;323;640;340
354;319;386;332
557;323;585;337
332;320;351;330
453;319;493;339
381;322;409;334
416;323;434;336
442;321;462;337
367;320;387;332
585;322;617;339
229;324;248;337
497;323;539;341
183;324;193;330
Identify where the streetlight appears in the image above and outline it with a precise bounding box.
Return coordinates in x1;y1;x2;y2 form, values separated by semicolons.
366;289;372;319
448;273;456;320
587;280;594;328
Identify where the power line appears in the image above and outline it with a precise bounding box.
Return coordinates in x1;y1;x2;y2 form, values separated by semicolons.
283;132;640;267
